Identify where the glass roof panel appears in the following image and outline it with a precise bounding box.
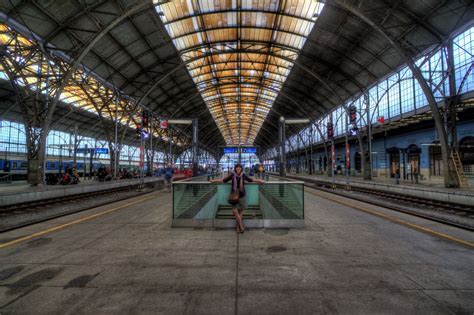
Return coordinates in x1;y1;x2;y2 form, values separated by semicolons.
155;0;325;144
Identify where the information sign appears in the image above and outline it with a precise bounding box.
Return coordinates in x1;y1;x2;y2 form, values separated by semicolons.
223;147;238;154
95;148;109;154
241;147;257;154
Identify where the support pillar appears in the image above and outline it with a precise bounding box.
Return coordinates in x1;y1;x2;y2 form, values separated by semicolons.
192;118;199;177
279;117;286;177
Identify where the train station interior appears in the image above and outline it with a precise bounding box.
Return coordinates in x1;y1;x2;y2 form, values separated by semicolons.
0;0;473;313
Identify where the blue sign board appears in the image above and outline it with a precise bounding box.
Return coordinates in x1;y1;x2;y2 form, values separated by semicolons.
223;147;238;154
76;148;108;154
95;148;109;154
241;147;257;154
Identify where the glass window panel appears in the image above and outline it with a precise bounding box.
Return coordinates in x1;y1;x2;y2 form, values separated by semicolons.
453;26;474;94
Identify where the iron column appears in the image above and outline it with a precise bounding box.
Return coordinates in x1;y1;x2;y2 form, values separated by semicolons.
279;117;286;177
192;118;199;177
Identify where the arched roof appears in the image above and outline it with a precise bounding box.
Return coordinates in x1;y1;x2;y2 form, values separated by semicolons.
0;0;473;151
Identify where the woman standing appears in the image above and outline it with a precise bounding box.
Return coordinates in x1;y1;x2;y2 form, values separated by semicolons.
210;164;264;233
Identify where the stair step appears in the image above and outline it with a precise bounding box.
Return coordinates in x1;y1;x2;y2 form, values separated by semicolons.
216;205;263;219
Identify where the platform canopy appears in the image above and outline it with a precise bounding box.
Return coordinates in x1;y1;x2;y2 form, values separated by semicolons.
0;0;472;151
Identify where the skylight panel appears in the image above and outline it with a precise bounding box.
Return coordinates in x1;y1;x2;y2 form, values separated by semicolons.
154;0;325;144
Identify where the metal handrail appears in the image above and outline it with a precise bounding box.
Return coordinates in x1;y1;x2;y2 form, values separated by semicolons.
173;180;304;185
176;172;222;183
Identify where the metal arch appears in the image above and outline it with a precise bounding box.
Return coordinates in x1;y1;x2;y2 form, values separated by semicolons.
192;65;287;82
194;70;287;86
48;82;116;132
155;86;307;129
184;80;328;116
196;77;285;92
206;99;317;121
41;0;112;44
0;58;37;134
178;39;300;56
113;3;193;111
179;42;390;96
161;81;329;138
197;98;314;149
330;0;453;186
158;62;360;116
187;102;282;147
166;89;323;148
118;30;379;93
200;121;275;149
161;8;316;26
189;55;367;92
196;75;285;91
170;25;308;42
193;77;332;113
377;0;445;42
148;82;203;115
135;47;351;114
43;2;154;135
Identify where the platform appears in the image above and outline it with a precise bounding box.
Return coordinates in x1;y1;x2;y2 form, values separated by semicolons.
0;177;165;207
277;173;474;207
0;188;472;313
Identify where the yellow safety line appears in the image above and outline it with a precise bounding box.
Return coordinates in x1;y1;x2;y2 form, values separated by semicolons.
0;193;159;250
306;188;474;249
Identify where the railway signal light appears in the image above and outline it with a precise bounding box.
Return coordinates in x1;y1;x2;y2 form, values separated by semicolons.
349;105;357;125
142;110;149;128
159;120;168;129
327;122;334;140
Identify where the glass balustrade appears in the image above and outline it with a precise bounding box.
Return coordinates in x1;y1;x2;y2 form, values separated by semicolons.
172;174;304;228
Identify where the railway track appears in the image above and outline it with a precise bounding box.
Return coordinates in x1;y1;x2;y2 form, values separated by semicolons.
0;183;158;233
284;175;474;231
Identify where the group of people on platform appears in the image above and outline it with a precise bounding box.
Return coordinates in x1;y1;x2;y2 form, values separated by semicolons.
46;167;80;185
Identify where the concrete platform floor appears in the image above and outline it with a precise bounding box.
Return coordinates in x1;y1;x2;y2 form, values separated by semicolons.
0;188;472;314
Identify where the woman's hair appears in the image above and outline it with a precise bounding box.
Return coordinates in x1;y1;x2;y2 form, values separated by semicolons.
234;164;243;172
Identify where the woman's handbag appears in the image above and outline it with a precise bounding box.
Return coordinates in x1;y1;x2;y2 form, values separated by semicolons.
228;190;240;205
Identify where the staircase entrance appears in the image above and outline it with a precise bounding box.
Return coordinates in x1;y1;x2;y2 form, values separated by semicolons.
172;175;305;229
215;205;263;220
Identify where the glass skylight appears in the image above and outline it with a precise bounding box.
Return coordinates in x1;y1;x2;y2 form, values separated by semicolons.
155;0;324;144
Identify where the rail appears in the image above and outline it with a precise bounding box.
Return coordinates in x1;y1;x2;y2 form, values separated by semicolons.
0;180;165;232
0;173;12;184
284;173;474;231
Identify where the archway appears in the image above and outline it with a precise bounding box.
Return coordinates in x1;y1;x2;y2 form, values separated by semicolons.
407;144;421;181
459;137;474;182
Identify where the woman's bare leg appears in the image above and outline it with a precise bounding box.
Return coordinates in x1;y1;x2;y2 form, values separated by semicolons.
233;208;243;232
238;209;245;232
